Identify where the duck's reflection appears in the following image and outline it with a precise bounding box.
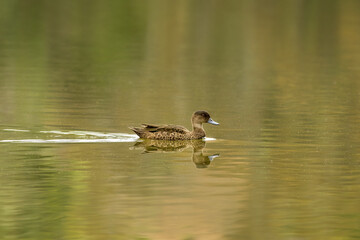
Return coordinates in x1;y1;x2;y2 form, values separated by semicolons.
131;139;219;168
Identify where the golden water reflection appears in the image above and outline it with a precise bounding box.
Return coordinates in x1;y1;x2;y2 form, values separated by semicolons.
132;139;220;168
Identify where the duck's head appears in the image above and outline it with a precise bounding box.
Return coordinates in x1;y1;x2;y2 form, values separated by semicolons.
192;110;219;125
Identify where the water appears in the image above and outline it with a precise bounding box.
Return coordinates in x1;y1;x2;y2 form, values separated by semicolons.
1;0;360;239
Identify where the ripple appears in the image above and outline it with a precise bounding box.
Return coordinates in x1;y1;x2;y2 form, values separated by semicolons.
1;129;139;143
3;128;30;132
0;138;137;143
39;130;136;139
204;137;217;141
1;129;217;143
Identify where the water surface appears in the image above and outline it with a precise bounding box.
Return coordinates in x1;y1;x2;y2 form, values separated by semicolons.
1;1;360;239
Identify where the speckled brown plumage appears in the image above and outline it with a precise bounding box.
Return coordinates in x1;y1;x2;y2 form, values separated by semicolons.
129;111;219;140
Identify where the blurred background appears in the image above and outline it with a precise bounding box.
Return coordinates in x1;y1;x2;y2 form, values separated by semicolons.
1;0;360;239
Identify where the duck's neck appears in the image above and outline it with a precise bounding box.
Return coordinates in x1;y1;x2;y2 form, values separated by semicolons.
192;122;206;138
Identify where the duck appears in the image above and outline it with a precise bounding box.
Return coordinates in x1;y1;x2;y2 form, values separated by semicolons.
129;110;219;140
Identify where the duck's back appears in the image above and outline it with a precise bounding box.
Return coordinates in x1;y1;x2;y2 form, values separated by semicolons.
130;124;192;140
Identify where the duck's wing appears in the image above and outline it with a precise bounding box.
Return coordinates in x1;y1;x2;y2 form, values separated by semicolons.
142;124;189;134
130;124;190;139
141;124;161;130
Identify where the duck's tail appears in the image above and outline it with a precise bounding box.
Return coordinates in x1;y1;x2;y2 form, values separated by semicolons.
129;127;143;138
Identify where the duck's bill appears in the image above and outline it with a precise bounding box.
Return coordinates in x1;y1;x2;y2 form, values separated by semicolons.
207;118;219;125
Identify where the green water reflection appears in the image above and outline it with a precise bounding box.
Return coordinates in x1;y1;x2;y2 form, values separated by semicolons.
1;0;360;239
